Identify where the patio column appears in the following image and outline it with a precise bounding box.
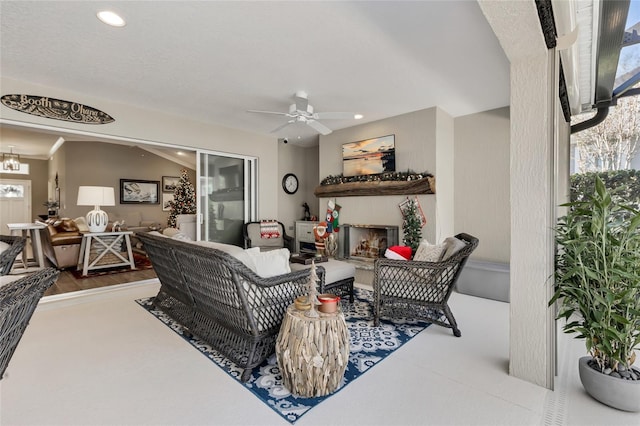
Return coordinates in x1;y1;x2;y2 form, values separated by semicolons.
479;0;560;389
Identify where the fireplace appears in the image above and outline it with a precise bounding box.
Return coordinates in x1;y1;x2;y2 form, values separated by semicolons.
339;224;399;261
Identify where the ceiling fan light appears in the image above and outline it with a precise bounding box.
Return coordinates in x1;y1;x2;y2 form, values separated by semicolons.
97;10;126;27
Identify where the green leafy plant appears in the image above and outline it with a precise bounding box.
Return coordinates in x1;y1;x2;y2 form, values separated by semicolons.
551;176;640;373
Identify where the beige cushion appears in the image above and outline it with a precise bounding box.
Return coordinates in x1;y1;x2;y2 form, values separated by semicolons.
244;247;291;278
290;259;355;285
74;217;90;233
163;227;181;237
413;240;445;262
440;236;467;260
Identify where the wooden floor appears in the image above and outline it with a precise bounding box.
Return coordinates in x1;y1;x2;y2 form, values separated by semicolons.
44;266;157;296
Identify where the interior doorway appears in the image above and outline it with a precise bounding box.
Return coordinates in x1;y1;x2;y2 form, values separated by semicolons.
0;178;32;235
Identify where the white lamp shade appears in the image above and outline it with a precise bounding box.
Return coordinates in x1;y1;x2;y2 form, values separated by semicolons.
77;186;115;233
77;186;115;207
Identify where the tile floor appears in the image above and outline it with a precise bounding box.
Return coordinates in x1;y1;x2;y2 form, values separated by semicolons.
0;280;638;425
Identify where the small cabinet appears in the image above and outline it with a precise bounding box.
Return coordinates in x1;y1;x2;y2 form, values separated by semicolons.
295;220;319;253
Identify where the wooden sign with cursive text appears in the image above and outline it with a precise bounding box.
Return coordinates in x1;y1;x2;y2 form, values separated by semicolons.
1;94;114;124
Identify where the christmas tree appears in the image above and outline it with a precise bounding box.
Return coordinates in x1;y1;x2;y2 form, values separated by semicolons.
402;198;423;252
167;169;196;228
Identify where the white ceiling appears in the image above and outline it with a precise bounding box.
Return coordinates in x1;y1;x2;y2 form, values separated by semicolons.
0;1;509;156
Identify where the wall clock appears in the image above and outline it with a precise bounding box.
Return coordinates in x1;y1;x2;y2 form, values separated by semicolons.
282;173;299;194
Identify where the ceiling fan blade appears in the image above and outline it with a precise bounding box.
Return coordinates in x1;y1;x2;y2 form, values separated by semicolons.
247;109;290;116
270;120;295;133
314;112;355;120
306;119;332;135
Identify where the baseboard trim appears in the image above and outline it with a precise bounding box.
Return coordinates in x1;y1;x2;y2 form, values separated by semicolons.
40;278;160;306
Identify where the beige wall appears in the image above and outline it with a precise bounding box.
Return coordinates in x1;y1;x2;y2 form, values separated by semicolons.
60;141;196;226
277;142;319;235
454;107;510;263
317;107;443;244
1;76;280;220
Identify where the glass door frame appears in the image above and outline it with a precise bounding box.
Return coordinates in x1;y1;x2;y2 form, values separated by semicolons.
196;149;257;241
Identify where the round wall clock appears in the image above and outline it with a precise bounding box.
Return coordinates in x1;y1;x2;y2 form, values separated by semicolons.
282;173;299;194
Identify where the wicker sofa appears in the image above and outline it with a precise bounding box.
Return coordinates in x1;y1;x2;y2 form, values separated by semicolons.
0;235;27;276
136;231;315;382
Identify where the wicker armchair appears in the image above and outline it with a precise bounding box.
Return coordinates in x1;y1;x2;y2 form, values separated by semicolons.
373;233;479;337
243;221;294;251
0;267;60;379
0;235;27;276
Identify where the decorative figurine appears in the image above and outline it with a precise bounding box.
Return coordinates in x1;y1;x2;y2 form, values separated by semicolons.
302;202;311;221
305;261;322;318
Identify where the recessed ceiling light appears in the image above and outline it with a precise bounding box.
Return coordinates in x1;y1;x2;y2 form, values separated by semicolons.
177;151;185;156
354;114;364;120
97;11;126;27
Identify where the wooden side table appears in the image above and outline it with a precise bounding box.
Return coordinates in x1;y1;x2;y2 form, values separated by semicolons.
77;231;135;276
276;304;350;397
6;222;47;272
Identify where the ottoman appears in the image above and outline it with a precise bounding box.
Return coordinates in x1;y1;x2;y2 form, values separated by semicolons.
290;258;356;302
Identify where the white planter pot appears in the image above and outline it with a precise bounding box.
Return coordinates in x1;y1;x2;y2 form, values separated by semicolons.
578;356;640;412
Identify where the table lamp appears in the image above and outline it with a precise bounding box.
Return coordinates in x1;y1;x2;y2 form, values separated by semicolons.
77;186;115;232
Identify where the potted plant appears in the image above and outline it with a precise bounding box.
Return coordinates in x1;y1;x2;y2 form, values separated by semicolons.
43;200;60;218
551;176;640;412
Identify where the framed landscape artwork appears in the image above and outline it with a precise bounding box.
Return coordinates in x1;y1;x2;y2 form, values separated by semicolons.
162;176;180;193
120;179;159;204
162;193;174;211
343;134;396;177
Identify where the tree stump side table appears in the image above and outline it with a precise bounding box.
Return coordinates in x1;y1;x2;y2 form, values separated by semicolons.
276;304;350;397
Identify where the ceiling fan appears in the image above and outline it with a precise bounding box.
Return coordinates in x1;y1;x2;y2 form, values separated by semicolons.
247;91;356;136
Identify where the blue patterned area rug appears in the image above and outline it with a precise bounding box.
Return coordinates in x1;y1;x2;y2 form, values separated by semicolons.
136;288;431;423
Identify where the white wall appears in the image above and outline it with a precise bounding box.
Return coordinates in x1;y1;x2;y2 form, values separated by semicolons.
277;142;319;235
317;108;443;244
435;108;455;239
1;76;280;220
454;107;510;263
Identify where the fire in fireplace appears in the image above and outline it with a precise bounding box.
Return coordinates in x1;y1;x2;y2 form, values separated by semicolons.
340;224;399;261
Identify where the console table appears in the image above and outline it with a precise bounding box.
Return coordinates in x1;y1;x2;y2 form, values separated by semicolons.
6;222;47;272
275;304;349;397
77;231;135;276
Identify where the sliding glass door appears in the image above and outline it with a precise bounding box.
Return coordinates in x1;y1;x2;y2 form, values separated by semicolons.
197;151;256;246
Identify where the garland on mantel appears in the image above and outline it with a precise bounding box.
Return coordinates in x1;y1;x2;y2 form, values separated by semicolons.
320;170;433;186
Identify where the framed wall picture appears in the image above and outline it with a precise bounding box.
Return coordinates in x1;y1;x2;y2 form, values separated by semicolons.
162;193;174;211
120;179;160;204
162;176;180;193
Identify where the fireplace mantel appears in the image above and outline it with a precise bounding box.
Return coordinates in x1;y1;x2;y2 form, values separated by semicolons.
314;176;435;198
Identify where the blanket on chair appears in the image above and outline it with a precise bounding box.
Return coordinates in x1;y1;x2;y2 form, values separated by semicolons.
260;220;281;239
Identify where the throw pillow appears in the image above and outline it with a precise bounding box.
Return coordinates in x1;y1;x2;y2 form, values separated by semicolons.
58;218;79;232
74;217;90;233
245;247;291;278
162;228;181;237
232;247;259;273
413;239;445;262
171;232;192;241
0;241;9;255
440;236;467;260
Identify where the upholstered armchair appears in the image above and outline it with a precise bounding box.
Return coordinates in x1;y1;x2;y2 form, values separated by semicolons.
0;235;27;276
0;268;60;379
373;233;479;337
243;221;294;251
